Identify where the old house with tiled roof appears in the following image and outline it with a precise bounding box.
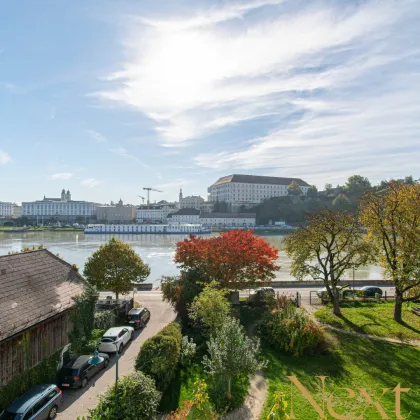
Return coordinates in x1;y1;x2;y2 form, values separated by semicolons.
0;249;84;386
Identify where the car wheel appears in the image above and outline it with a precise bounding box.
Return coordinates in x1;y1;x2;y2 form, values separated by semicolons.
48;406;58;419
118;344;123;354
104;358;109;368
81;377;88;388
131;330;135;339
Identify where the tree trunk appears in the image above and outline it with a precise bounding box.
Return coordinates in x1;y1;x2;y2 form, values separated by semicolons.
333;291;341;317
394;292;403;323
227;376;232;400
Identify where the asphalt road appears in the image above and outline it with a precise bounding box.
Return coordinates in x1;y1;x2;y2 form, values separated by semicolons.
57;292;176;420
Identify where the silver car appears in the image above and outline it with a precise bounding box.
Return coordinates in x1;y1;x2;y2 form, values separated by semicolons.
0;384;62;419
97;326;134;353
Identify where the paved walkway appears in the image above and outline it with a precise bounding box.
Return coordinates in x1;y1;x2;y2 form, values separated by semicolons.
223;371;268;420
57;293;176;420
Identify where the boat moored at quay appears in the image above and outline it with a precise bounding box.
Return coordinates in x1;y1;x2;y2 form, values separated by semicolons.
84;223;211;235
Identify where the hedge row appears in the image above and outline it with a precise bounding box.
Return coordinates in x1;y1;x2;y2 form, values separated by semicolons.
134;322;182;391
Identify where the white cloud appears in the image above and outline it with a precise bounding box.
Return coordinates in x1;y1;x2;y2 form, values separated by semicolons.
0;149;11;165
97;0;412;147
81;178;101;188
86;129;107;143
51;172;73;180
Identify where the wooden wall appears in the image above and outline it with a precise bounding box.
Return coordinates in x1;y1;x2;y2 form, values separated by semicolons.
0;311;72;386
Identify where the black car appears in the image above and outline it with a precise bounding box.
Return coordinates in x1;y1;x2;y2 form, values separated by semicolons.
58;353;109;389
359;286;383;297
127;307;151;329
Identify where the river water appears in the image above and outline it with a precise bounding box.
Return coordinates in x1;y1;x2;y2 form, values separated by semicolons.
0;231;383;284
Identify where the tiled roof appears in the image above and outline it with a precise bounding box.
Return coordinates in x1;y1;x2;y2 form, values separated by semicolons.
211;174;310;187
0;250;85;342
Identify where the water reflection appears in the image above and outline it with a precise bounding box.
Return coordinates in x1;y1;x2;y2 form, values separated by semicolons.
0;231;383;284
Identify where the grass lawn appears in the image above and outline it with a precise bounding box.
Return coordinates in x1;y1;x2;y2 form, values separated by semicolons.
314;301;420;341
262;331;420;419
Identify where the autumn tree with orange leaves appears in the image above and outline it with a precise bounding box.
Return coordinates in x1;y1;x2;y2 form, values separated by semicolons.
174;230;280;289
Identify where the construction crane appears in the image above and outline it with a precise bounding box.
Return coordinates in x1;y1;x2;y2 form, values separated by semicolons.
138;196;145;204
143;187;163;209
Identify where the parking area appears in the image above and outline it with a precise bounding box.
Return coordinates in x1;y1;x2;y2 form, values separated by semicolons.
56;292;175;420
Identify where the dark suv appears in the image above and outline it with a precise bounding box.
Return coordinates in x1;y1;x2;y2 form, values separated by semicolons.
127;307;150;329
360;286;383;297
58;354;109;389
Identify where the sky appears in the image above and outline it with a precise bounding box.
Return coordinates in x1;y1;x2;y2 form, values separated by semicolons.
1;0;419;205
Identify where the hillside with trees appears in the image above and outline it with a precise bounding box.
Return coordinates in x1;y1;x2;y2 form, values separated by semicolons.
244;174;419;225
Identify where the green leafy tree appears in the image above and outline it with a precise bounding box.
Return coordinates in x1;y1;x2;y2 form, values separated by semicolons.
287;181;302;197
306;185;318;199
360;181;420;322
84;238;150;300
344;175;371;196
189;282;231;335
89;372;161;420
68;285;99;355
202;317;265;399
332;193;351;210
324;183;333;196
284;209;373;316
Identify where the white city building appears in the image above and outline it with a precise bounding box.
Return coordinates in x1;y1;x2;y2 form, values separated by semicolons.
13;204;22;218
22;189;100;222
200;213;256;227
0;202;13;218
168;208;200;224
136;204;177;223
179;189;214;212
179;190;205;209
208;174;310;205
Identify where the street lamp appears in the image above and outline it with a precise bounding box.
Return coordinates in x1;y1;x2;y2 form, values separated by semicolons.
352;266;357;294
89;346;119;386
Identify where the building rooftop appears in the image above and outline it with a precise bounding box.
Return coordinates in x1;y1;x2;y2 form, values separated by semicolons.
211;174;310;187
200;213;256;218
0;249;85;342
169;208;201;216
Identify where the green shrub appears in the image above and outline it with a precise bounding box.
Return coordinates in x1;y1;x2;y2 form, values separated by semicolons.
261;303;324;356
80;329;105;354
180;336;196;367
160;322;182;349
135;322;182;391
94;311;115;331
88;371;161;419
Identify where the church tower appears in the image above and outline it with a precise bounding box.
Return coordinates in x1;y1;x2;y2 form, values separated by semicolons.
61;189;66;201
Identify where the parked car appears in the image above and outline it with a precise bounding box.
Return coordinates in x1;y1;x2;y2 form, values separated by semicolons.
97;326;134;353
316;285;348;300
359;286;383;298
248;287;275;304
126;307;150;329
0;384;62;420
58;353;109;389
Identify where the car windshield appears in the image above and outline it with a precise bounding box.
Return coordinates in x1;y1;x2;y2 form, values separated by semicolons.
128;314;140;320
0;411;18;420
61;368;79;376
101;337;117;342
